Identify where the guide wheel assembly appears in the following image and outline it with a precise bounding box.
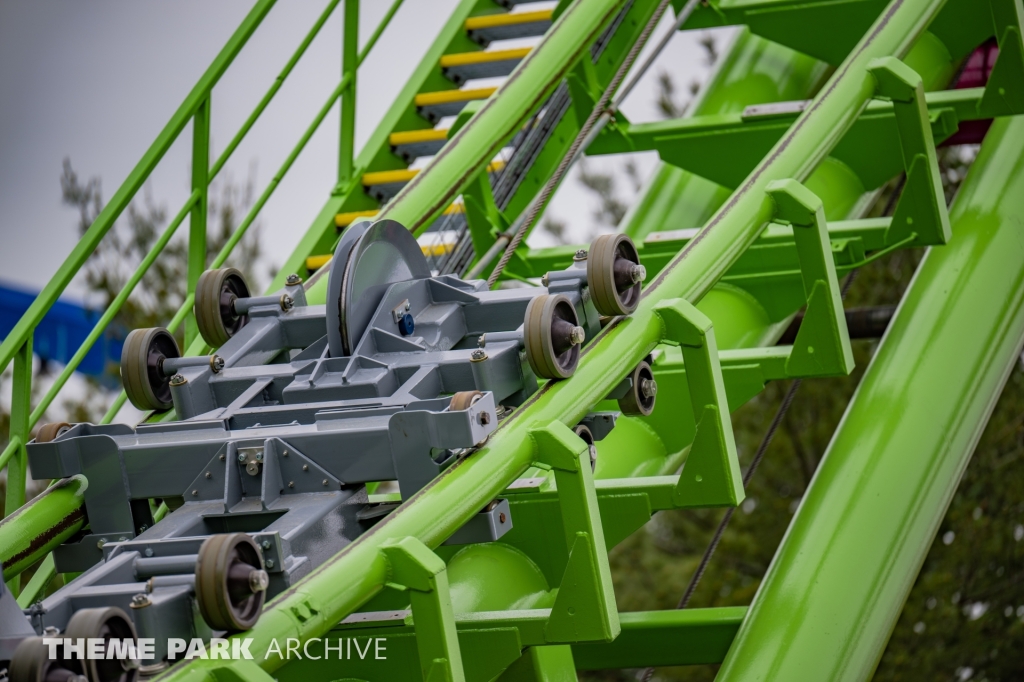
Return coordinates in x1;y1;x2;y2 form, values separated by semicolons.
194;267;252;348
524;294;585;380
587;233;645;316
120;327;180;412
195;533;269;632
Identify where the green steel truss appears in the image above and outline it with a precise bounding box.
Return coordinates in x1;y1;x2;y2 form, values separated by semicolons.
2;0;1024;680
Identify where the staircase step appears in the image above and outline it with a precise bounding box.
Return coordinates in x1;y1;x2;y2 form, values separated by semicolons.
335;203;464;230
440;47;530;85
390;128;450;163
415;87;497;123
362;162;504;202
466;10;552;45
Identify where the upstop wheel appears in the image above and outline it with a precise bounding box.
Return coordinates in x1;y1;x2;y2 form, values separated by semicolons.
587;233;645;316
120;328;180;411
573;424;598;472
195;268;251;348
65;607;139;682
524;294;585;380
450;390;483;411
618;360;657;416
195;533;269;632
36;421;71;443
9;636;84;682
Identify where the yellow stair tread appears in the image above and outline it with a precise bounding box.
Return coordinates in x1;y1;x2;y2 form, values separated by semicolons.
335;203;465;228
362;161;504;187
389;128;449;145
440;47;531;68
415;87;497;107
465;10;553;30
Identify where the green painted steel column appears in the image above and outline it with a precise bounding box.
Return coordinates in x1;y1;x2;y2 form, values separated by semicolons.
715;115;1024;681
0;476;87;580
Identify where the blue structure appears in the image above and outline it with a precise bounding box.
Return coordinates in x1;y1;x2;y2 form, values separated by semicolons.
0;282;124;380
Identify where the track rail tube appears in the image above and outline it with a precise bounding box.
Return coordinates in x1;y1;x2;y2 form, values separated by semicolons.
715;114;1024;681
153;0;948;678
0;476;87;580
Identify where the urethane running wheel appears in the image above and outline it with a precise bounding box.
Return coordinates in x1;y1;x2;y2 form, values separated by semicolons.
194;267;251;348
524;294;585;380
64;607;139;682
195;533;269;632
586;234;645;316
120;327;180;411
618;360;657;417
9;636;84;682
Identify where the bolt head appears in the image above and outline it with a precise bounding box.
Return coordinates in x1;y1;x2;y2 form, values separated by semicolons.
541;274;550;287
630;264;647;283
249;569;270;593
191;490;198;497
302;464;309;471
286;273;302;286
573;249;588;261
479;411;491;425
322;479;328;486
131;593;151;608
265;559;275;569
145;548;154;557
288;481;295;488
280;294;294;311
499;512;507;523
97;538;107;549
262;540;271;549
640;378;658;399
210;355;225;373
205;471;212;479
238;453;247;462
255;453;263;461
169;373;186;386
471;349;487;361
569;326;586;346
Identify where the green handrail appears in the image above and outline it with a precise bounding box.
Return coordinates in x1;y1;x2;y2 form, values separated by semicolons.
1;0;405;530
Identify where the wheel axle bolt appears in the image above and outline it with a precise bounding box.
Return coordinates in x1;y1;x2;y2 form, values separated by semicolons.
131;593;151;609
479;412;491;425
569;326;586;346
630;264;647;283
210;355;225;373
573;249;588;261
471;349;487;362
286;273;302;286
249;569;270;593
280;294;295;311
640;378;658;399
169;373;186;386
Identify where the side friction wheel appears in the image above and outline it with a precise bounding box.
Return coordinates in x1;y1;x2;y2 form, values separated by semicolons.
450;390;483;411
9;636;84;682
618;360;657;416
524;294;585;380
120;328;180;412
573;424;598;472
195;268;251;348
65;607;139;682
587;233;645;316
195;533;269;632
36;421;72;443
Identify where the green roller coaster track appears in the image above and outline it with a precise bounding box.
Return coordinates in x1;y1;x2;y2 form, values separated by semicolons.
1;0;1024;679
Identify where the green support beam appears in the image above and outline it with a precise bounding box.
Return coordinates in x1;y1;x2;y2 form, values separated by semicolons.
716;113;1024;682
0;476;87;580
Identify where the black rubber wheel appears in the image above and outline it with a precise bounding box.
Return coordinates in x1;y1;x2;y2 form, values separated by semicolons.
9;636;84;682
618;360;657;417
195;533;268;632
587;234;644;316
65;607;139;682
450;391;483;411
36;422;71;443
120;328;179;411
524;294;583;380
573;424;598;472
195;268;251;348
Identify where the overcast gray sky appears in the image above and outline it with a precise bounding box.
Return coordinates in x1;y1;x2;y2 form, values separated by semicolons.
0;0;717;303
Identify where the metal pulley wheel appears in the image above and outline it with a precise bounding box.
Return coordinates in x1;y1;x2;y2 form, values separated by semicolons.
36;421;72;443
450;390;484;411
64;607;140;682
195;267;251;347
326;219;431;357
586;233;645;316
120;327;180;411
524;294;585;380
573;424;598;472
618;360;657;416
9;636;85;682
195;533;269;632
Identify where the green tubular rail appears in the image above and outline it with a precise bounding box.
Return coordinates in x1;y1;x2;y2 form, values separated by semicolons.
154;0;951;679
717;114;1024;681
0;476;87;579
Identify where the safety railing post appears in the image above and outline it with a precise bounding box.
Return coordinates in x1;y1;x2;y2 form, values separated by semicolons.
339;0;359;189
4;335;33;595
187;97;211;348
